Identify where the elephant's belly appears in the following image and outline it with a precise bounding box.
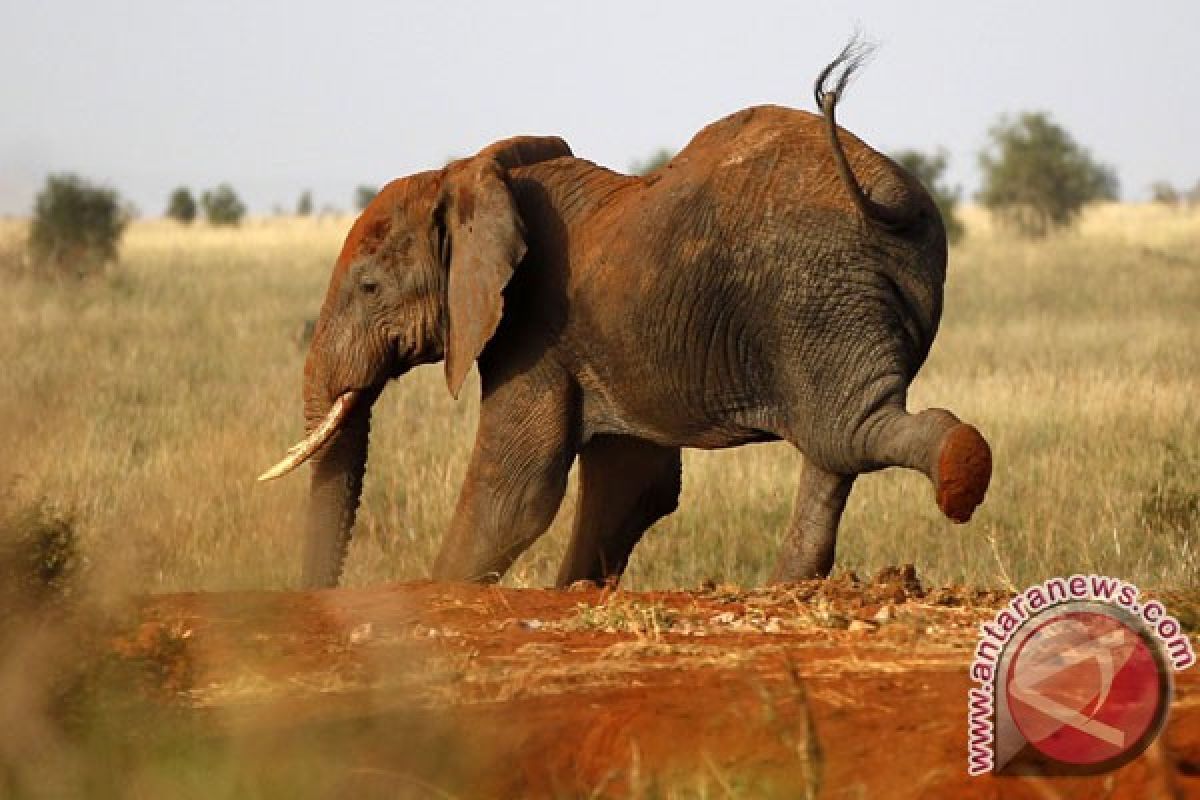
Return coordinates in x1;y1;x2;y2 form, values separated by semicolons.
579;383;783;450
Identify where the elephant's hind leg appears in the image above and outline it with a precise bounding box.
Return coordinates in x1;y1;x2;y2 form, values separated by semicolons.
771;461;855;582
855;406;992;524
556;436;682;588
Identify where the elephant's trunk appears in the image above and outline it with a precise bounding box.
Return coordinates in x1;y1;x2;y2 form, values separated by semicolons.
299;393;374;589
258;391;360;482
258;389;369;586
258;305;389;588
301;411;370;588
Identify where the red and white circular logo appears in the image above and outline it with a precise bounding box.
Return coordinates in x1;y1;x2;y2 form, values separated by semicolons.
1005;608;1169;769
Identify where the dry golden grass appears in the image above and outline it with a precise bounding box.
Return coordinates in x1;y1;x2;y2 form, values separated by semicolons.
1;204;1196;593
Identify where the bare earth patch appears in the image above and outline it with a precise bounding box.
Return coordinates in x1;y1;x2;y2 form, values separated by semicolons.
108;573;1199;798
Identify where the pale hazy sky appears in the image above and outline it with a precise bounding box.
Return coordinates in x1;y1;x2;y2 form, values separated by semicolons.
2;1;1197;216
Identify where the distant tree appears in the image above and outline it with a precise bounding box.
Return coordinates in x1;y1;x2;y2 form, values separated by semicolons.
1187;180;1200;208
1150;181;1180;206
977;112;1118;237
354;185;379;211
28;173;128;278
201;184;246;226
166;187;197;223
892;148;964;244
630;148;674;176
296;190;313;216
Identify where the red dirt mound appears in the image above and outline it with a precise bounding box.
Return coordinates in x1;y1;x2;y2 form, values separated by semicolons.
109;573;1200;798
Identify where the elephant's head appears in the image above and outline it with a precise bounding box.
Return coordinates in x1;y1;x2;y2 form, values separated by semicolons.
260;136;572;588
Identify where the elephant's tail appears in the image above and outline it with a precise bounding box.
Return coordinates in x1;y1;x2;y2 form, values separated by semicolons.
814;38;912;233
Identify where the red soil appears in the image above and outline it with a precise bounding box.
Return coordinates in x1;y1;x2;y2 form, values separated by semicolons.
113;573;1200;798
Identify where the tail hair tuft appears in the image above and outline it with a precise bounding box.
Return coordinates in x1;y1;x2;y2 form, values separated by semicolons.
813;34;878;111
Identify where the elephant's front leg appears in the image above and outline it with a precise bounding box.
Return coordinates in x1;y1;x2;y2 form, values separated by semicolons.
431;371;578;583
555;436;682;588
771;461;856;582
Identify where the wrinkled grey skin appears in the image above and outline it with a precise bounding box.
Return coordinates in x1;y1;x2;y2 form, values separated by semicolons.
290;50;991;589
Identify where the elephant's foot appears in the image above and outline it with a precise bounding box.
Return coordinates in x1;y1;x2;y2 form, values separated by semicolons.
934;423;992;523
771;466;855;583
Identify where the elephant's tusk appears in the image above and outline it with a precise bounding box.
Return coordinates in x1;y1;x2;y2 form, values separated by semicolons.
257;391;359;482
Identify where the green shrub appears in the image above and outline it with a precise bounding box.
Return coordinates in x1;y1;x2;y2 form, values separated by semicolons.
1150;181;1180;206
28;173;128;278
978;112;1118;237
1141;450;1199;537
1188;180;1200;207
892;148;965;244
0;490;82;613
630;147;674;176
296;190;313;216
166;187;197;223
200;183;246;226
354;185;379;211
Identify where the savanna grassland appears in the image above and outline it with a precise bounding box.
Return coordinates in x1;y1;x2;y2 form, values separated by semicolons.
1;205;1197;596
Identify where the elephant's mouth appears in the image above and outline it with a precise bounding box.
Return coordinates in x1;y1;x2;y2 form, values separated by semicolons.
257;390;361;482
390;340;415;379
391;333;436;378
258;336;423;482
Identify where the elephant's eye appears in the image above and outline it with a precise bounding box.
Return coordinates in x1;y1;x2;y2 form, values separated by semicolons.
359;277;379;295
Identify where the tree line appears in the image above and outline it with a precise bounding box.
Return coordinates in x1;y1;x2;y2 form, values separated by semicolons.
13;108;1191;279
163;185;380;226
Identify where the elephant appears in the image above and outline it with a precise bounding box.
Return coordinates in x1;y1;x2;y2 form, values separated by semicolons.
261;41;992;589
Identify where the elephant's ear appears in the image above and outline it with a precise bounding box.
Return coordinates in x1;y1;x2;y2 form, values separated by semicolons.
442;158;526;399
478;135;573;169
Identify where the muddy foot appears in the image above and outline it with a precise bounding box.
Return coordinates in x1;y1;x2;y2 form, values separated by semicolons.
935;423;992;523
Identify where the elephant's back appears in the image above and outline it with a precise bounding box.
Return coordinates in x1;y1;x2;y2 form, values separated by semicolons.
659;104;927;226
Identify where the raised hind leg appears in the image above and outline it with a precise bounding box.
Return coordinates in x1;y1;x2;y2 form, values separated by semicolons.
773;406;991;582
855;406;992;523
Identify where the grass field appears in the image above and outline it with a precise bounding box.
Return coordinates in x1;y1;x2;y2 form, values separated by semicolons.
1;205;1197;594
